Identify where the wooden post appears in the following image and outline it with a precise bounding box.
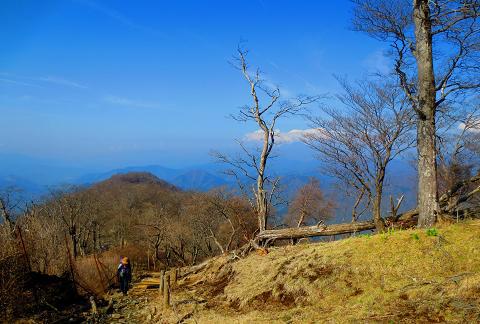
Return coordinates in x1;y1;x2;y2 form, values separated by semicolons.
171;268;177;287
159;270;165;297
17;227;32;272
90;296;98;317
163;273;170;309
105;298;114;314
64;233;78;295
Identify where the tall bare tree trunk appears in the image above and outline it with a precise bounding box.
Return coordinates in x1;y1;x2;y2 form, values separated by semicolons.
417;117;438;227
256;130;269;232
72;234;79;259
372;192;385;232
256;186;267;232
372;166;387;232
413;0;439;227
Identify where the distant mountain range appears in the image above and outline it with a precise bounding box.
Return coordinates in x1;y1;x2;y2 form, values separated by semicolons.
0;153;417;217
0;152;326;195
77;165;232;191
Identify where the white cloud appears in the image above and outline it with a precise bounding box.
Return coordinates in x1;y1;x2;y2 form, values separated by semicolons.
103;95;159;109
244;128;320;144
0;77;41;88
459;118;480;133
35;76;87;89
0;73;87;89
268;61;279;70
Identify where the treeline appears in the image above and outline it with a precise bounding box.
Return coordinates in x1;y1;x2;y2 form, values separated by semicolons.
2;173;258;273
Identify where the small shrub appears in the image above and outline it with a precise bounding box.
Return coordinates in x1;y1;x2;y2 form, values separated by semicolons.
426;228;439;237
387;227;396;235
359;233;372;238
380;227;396;242
411;233;420;241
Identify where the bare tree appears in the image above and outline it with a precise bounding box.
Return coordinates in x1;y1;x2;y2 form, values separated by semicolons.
136;207;168;268
214;48;318;234
352;0;480;227
44;185;94;259
285;178;335;228
438;101;480;180
436;99;480;213
0;187;23;234
304;77;414;231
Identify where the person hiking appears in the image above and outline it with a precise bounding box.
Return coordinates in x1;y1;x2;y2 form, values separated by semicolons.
117;256;132;295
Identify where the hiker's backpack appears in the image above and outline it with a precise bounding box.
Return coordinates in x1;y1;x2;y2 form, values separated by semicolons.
119;265;130;279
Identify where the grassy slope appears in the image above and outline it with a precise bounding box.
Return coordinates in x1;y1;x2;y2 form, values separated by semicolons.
172;220;480;323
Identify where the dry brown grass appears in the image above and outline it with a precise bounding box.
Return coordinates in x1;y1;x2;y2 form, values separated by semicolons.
73;245;150;296
168;220;480;323
74;252;119;296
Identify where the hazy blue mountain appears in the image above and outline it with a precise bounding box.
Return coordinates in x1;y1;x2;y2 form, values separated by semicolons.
75;165;229;191
0;153;92;185
77;165;183;185
92;172;179;192
72;162;329;193
0;175;46;202
171;169;230;191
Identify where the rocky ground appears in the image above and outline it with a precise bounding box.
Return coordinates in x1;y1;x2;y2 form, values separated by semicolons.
87;281;162;323
90;273;200;324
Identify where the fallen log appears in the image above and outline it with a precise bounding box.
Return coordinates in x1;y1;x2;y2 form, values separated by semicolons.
256;209;418;241
179;258;215;277
257;220;375;240
439;173;480;205
442;183;480;213
391;208;418;221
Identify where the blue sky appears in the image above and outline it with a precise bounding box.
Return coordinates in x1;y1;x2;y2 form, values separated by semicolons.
0;0;388;170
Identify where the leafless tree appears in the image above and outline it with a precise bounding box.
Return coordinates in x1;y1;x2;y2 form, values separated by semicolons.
198;191;238;254
0;186;24;234
43;185;96;259
136;207;168;267
352;0;480;227
304;77;414;231
214;48;318;234
438;99;480;169
284;178;335;228
436;99;480;212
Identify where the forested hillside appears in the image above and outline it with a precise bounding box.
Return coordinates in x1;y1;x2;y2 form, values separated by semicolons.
0;172;258;321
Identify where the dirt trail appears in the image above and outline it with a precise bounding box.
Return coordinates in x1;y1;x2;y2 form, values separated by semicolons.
100;274;163;323
100;271;207;324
